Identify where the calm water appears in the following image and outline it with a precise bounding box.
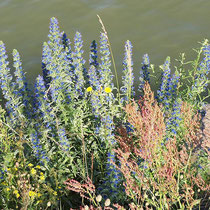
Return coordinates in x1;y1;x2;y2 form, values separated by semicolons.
0;0;210;88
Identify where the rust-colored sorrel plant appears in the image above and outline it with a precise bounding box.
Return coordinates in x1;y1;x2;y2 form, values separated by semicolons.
64;177;125;210
112;82;209;209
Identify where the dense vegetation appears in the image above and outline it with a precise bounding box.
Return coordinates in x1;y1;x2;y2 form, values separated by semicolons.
0;17;209;209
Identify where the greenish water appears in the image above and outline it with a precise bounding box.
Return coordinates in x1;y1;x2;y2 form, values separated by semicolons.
0;0;210;87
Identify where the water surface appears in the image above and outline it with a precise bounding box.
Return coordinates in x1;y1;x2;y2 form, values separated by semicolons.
0;0;210;88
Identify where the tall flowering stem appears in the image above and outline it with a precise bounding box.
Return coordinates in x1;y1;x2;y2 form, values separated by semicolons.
99;32;113;89
190;40;210;107
121;40;134;103
97;150;123;202
30;131;49;164
13;49;27;98
166;98;182;138
43;17;73;105
97;15;120;104
34;75;56;141
0;41;24;127
157;56;171;105
12;49;31;118
89;40;99;68
73;31;86;98
139;54;150;91
157;57;181;113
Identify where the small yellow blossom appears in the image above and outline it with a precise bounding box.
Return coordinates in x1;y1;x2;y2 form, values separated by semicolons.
29;191;36;197
6;188;10;191
7;168;10;171
36;165;41;169
37;193;41;197
53;191;57;196
14;167;18;171
28;163;33;167
40;172;43;175
104;87;112;93
40;175;45;181
13;190;18;194
30;168;36;175
13;190;20;198
86;87;93;92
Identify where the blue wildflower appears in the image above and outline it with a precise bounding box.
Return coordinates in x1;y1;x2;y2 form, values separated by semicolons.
57;127;70;152
73;31;86;97
31;131;49;163
89;40;99;68
190;42;210;104
99;32;113;88
166;98;182;138
139;54;150;91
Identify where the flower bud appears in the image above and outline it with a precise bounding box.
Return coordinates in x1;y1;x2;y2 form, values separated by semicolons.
105;198;111;206
96;194;102;202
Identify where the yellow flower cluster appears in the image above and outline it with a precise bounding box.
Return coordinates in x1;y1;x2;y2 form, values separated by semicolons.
13;189;20;198
29;191;41;198
30;168;36;175
86;86;112;93
28;163;33;167
40;172;45;181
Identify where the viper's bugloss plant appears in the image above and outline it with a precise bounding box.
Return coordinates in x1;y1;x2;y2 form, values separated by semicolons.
89;40;99;69
73;31;86;97
99;32;113;89
139;53;150;91
0;42;28;128
121;40;135;104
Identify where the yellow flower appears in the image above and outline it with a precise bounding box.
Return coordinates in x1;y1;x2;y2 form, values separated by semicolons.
37;193;41;197
53;191;57;196
30;168;36;175
14;167;18;171
40;175;45;181
36;165;41;169
13;189;20;198
29;191;36;197
40;172;43;175
13;190;18;194
86;87;93;92
104;87;112;93
6;188;10;191
28;163;33;167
